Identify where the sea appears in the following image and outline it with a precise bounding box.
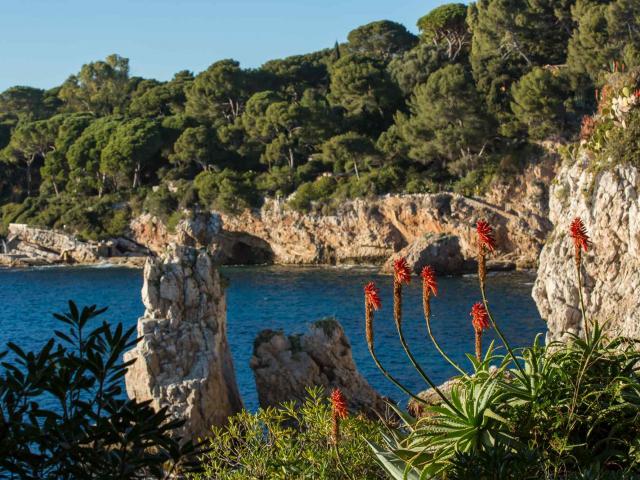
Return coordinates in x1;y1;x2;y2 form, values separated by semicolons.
0;265;544;411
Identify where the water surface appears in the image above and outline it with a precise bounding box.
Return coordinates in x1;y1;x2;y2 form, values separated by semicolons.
0;265;544;410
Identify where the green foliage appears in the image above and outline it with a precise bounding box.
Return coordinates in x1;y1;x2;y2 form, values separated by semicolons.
605;108;640;166
169;125;218;173
0;301;205;478
567;0;640;85
58;54;131;116
469;0;572;120
417;3;470;61
511;67;569;139
288;176;338;212
418;3;468;41
128;70;193;117
396;63;492;173
194;387;386;480
185;59;252;126
328;54;401;134
194;169;260;213
347;20;418;62
373;327;640;478
1;5;639;239
319;132;380;175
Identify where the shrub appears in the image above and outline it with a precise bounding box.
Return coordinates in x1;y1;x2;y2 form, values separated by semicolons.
194;387;386;480
0;301;204;478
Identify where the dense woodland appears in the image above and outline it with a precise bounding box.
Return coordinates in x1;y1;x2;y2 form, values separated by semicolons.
1;1;638;240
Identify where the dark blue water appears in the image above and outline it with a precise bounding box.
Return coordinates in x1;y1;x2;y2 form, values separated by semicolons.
0;266;544;410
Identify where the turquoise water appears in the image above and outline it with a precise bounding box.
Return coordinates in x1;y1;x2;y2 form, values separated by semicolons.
0;265;544;411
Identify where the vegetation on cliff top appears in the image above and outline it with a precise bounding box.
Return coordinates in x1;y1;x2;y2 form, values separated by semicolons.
1;1;638;238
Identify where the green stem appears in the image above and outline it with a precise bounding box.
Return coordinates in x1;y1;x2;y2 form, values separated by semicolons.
426;314;468;377
396;322;462;414
368;345;429;407
480;284;526;378
576;257;590;339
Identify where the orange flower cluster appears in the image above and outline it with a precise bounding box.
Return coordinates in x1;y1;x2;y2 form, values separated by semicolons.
471;302;490;332
330;388;348;444
570;217;590;253
476;220;496;252
393;258;412;285
421;266;438;297
364;282;381;310
580;115;596;141
331;388;348;420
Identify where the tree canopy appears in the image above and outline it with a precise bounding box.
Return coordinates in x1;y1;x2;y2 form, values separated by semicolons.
0;1;637;229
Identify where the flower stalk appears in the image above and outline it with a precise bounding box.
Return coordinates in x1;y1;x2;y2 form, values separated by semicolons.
330;388;348;444
364;282;428;406
421;266;466;376
391;259;460;413
570;217;591;338
475;220;525;376
471;302;490;362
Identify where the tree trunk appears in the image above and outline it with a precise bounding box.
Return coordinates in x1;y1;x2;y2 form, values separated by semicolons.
132;161;141;189
288;147;295;170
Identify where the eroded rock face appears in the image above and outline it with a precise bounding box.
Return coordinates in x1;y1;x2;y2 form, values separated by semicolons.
124;245;242;439
533;157;640;342
5;223;105;265
129;152;557;268
380;233;465;275
250;319;387;415
220;192;550;268
130;212;223;254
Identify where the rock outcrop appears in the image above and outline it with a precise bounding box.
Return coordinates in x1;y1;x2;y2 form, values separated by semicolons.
129;212;223;255
250;319;387;415
533;158;640;342
124;245;242;439
219;193;548;268
128;152;557;268
0;223;148;267
380;233;466;275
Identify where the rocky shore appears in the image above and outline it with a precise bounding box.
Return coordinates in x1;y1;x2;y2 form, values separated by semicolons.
1;145;558;276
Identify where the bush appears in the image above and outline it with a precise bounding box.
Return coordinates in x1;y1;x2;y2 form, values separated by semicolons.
0;301;204;478
194;387;386;480
194;169;260;214
287;176;338;212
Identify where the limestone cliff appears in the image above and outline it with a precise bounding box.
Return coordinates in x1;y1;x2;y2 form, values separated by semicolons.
129;151;557;269
250;319;387;415
533;157;640;342
0;223;148;267
124;245;243;440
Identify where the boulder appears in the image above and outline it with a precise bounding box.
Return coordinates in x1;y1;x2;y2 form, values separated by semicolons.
250;319;387;415
124;244;242;440
533;156;640;342
380;233;465;275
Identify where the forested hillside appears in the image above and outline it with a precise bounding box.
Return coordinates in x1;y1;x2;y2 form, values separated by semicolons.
1;1;638;240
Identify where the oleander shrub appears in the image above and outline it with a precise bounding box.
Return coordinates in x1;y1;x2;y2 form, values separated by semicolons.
194;387;386;480
0;301;205;479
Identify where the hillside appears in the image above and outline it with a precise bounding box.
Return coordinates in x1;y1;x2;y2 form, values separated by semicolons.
0;1;638;241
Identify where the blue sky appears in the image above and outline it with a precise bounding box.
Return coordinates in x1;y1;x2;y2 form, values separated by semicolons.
0;0;448;91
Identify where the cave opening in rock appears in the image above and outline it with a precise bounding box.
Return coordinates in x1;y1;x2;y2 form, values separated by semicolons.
223;235;274;265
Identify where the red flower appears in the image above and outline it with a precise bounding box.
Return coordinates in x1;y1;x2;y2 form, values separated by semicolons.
570;217;590;253
393;258;411;285
471;302;490;332
364;282;381;310
476;220;496;252
421;265;438;297
634;89;640;99
331;388;348;419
